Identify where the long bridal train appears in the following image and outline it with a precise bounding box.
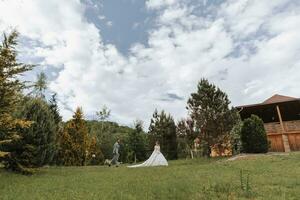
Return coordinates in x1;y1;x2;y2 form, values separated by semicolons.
127;143;168;168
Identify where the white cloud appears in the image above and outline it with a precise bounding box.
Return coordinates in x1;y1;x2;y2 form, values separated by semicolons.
0;0;299;127
106;21;113;27
132;22;140;29
98;15;106;20
146;0;178;9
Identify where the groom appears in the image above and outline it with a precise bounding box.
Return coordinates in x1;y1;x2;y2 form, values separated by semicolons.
109;139;120;167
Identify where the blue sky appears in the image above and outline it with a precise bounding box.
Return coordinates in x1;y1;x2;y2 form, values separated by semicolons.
0;0;299;126
84;0;154;55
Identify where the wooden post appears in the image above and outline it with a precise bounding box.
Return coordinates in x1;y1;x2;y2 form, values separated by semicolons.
276;105;285;133
276;105;290;152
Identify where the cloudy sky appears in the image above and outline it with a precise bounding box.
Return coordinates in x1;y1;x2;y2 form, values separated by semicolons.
0;0;299;127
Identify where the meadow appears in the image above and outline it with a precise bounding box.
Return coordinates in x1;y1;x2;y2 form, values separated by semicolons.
0;153;299;200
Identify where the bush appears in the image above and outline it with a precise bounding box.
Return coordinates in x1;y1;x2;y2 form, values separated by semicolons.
230;121;243;155
87;136;104;165
241;115;268;153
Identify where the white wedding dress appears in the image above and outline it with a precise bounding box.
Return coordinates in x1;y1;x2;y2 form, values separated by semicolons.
128;145;168;168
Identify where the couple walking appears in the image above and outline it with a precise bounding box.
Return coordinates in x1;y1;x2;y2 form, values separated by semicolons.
109;139;168;168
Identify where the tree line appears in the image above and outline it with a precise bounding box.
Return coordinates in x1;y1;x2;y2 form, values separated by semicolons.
0;31;268;174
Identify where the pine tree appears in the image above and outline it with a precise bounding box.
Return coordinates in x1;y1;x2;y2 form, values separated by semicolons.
16;97;57;167
32;72;47;98
176;118;197;158
148;110;178;160
57;107;89;166
48;93;62;165
0;30;34;173
187;79;239;157
49;93;62;126
128;120;147;163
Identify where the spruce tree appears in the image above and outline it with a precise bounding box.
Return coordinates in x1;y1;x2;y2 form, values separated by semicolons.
32;72;47;98
0;30;33;173
187;79;239;157
58;107;89;166
16;97;57;167
49;93;62;126
128;120;147;163
148;110;178;160
48;93;62;165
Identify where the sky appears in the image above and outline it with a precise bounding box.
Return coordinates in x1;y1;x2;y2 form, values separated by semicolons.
0;0;299;127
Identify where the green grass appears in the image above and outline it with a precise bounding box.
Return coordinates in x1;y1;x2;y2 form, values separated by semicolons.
1;153;300;200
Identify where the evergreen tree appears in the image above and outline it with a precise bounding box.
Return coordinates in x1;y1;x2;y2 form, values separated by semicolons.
176;118;198;158
128;120;147;163
176;118;197;146
148;110;177;160
241;115;269;153
48;93;62;165
0;30;34;174
16;98;57;167
49;93;62;126
32;72;47;98
187;79;239;157
57;107;89;166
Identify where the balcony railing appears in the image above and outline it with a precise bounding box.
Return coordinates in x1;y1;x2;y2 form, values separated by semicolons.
264;120;300;135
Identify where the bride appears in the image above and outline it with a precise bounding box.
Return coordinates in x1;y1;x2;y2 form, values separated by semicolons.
128;141;168;168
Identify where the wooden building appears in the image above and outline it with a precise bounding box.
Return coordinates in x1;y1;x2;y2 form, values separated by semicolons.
237;94;300;152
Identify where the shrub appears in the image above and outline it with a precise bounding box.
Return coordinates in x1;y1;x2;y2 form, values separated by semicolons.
241;115;268;153
230;121;243;155
87;136;104;165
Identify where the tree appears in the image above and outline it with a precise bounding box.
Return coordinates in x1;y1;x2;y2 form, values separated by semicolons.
187;79;239;157
32;72;47;98
48;93;62;126
96;105;111;121
148;110;177;160
0;30;34;174
86;120;134;163
241;115;269;153
176;118;198;158
128;120;147;163
87;136;104;165
48;93;62;165
15;97;57;167
96;105;111;134
230;120;243;155
57;107;89;166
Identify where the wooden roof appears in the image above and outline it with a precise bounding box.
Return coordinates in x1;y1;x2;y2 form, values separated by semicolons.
237;94;300;108
262;94;297;104
237;94;300;123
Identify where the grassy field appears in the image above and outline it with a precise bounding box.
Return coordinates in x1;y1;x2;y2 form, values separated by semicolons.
0;153;299;200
